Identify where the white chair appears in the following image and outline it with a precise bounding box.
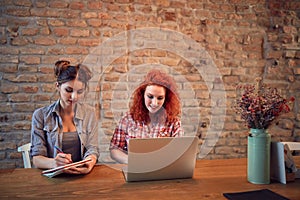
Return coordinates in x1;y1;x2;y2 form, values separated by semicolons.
282;142;300;151
17;143;32;168
283;142;300;179
271;141;300;184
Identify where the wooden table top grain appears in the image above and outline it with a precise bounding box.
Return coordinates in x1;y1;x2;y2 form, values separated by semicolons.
1;158;299;200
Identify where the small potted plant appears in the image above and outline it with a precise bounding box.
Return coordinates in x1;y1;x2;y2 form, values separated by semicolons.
234;77;294;184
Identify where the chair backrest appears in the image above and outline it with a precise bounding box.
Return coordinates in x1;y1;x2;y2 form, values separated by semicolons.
282;142;300;151
17;143;32;168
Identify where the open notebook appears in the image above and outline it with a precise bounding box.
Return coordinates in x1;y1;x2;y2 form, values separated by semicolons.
42;157;92;178
122;136;199;182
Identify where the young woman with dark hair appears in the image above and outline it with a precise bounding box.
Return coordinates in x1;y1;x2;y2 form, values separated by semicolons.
30;60;99;174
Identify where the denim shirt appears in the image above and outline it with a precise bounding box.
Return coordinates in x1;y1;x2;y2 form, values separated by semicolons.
30;100;99;160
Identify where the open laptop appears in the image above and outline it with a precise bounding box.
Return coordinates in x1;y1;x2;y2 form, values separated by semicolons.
122;136;199;182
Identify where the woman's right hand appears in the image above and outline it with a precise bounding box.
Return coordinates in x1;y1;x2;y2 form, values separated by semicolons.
54;153;72;167
33;155;71;169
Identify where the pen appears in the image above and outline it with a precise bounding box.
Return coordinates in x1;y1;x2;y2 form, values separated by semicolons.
54;145;72;163
54;145;63;153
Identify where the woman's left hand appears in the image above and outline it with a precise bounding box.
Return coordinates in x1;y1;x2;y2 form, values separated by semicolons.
63;155;97;175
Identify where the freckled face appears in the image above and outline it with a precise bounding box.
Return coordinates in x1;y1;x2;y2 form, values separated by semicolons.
57;79;85;109
144;85;166;114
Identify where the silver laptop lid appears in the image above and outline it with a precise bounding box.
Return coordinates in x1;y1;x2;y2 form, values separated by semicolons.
123;136;199;182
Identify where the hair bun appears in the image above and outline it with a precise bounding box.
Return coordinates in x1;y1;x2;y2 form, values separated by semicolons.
78;64;92;82
54;60;70;77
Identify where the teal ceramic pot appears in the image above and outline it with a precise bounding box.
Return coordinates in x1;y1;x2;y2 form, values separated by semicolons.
247;128;271;184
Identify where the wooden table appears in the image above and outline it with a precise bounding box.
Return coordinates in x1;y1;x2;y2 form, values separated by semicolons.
0;158;299;200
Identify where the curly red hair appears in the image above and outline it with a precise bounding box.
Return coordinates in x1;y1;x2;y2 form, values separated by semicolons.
129;69;181;124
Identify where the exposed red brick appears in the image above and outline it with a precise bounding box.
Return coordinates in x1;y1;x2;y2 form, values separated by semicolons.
0;0;299;169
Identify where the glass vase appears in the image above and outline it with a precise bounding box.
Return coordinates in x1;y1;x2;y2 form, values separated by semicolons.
247;128;271;184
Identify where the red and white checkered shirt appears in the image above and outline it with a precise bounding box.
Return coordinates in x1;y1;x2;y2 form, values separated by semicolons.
110;112;184;152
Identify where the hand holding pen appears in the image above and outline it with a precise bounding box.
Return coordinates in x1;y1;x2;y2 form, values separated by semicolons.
54;146;72;165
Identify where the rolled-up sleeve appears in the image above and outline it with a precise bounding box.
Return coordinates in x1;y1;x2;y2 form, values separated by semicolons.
30;102;59;158
83;108;100;159
75;104;100;160
30;109;48;157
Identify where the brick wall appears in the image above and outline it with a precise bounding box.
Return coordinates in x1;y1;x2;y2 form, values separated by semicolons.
0;0;299;168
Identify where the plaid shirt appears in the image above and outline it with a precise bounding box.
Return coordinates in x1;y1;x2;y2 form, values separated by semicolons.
110;112;184;153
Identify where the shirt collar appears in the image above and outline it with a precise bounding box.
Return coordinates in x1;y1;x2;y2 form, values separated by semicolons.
50;100;84;120
74;102;84;120
51;100;60;116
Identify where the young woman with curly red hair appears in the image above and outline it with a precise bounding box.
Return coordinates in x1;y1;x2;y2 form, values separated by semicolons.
110;69;183;164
